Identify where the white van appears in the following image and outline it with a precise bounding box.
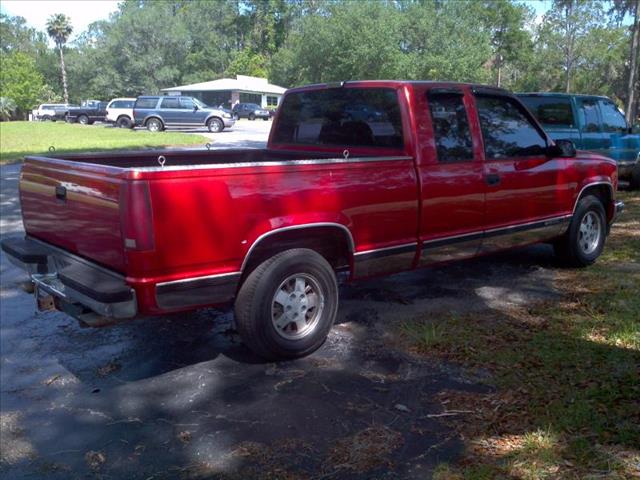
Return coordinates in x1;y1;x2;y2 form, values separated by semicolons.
106;98;136;128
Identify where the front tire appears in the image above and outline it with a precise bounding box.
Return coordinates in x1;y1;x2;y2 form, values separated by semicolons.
207;117;223;133
235;248;338;360
554;195;606;267
146;118;163;132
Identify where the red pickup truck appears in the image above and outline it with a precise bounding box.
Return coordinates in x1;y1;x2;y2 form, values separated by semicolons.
2;81;624;360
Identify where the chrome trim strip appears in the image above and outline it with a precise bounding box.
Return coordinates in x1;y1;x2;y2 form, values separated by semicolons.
483;214;572;236
354;242;417;257
572;181;613;214
240;222;355;273
132;156;413;173
156;271;242;288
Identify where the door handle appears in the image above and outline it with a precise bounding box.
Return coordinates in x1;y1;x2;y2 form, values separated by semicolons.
485;174;501;186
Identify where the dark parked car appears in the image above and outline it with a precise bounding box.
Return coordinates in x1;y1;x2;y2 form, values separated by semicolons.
518;93;640;188
66;100;109;125
133;96;235;132
344;103;387;122
232;103;270;120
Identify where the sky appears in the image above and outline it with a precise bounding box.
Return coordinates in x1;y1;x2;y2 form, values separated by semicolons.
0;0;121;42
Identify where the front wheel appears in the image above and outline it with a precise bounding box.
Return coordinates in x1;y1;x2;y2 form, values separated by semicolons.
235;248;338;360
207;117;223;133
146;118;163;132
554;195;606;267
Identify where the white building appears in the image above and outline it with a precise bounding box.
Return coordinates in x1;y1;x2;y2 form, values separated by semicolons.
162;75;286;109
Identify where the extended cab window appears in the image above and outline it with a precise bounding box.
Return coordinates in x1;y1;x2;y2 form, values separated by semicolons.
272;88;403;148
599;99;627;133
427;93;473;163
476;96;547;159
519;96;575;127
160;98;180;109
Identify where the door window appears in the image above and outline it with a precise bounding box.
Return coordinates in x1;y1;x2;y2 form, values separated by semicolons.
518;96;575;127
598;99;627;133
579;99;601;132
180;97;195;109
160;97;181;109
476;96;547;159
427;93;473;163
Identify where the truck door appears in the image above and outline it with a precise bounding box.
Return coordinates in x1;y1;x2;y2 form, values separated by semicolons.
473;92;572;251
597;98;638;163
576;97;607;153
159;97;181;125
416;86;486;265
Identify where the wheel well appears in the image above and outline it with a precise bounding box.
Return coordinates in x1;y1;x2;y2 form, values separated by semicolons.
241;226;352;279
207;116;222;125
117;114;131;121
145;116;163;126
577;183;613;221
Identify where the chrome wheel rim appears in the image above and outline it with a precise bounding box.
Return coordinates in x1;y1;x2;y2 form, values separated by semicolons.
149;121;159;131
271;273;324;340
579;211;601;255
79;116;87;124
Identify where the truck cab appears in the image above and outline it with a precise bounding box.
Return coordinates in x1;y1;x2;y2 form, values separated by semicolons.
517;93;640;188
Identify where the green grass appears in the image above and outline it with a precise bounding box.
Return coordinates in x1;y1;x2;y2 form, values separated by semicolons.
0;121;209;164
402;191;640;479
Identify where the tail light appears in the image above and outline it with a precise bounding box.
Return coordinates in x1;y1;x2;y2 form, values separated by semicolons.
120;181;155;251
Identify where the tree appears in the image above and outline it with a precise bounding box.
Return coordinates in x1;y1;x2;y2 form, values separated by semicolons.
225;48;268;78
0;96;17;121
46;13;73;103
0;52;46;118
610;0;640;123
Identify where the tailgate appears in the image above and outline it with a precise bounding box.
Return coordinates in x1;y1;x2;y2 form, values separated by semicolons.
19;157;126;272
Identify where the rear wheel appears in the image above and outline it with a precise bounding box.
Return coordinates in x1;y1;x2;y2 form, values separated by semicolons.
629;165;640;190
41;115;52;122
146;118;163;132
207;117;223;133
78;114;89;125
554;195;606;267
235;248;338;360
116;116;132;129
248;113;255;121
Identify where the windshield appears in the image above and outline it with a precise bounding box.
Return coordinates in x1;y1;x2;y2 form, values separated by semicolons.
193;98;208;109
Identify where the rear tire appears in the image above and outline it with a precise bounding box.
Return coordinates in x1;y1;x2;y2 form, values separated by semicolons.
554;195;606;267
146;118;163;132
235;248;338;360
78;114;89;125
116;116;132;129
248;113;255;121
629;165;640;190
207;117;223;133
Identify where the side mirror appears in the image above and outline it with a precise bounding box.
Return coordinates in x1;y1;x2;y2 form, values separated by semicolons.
547;139;576;158
193;105;199;111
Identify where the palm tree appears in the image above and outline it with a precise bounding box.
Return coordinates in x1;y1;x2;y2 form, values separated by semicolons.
0;97;17;121
46;14;73;104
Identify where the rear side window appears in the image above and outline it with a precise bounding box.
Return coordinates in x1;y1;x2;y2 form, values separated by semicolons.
160;97;180;109
598;99;627;133
519;96;575;127
272;87;404;148
111;100;134;109
135;98;158;109
578;99;601;132
476;96;547;159
427;93;473;163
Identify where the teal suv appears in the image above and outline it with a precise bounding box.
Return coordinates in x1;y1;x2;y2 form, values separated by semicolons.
518;93;640;189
